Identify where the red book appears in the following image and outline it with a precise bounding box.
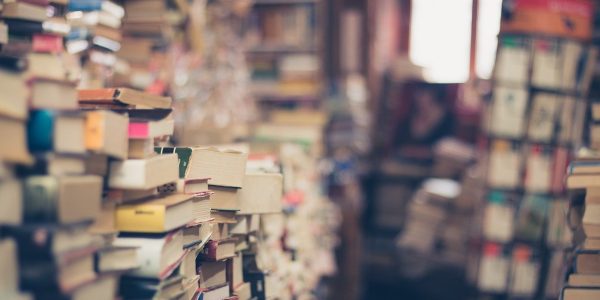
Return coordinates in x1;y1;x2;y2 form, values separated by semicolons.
198;239;236;261
32;34;63;53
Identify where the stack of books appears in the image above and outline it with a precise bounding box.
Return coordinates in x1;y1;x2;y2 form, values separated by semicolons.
65;0;124;88
564;143;600;298
113;0;189;92
0;1;126;298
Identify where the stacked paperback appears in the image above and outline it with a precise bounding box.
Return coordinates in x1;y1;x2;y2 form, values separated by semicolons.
564;143;600;298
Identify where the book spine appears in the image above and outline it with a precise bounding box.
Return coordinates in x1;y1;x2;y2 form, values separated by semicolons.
85;111;105;151
32;34;64;53
67;0;103;12
27;110;55;152
22;176;59;223
128;122;149;139
4;20;44;37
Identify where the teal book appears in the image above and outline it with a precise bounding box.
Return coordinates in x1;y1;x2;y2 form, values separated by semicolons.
27;110;55;152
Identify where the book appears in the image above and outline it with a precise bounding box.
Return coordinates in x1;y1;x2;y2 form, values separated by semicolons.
527;93;559;142
229;216;249;236
0;116;33;164
127;138;155;159
211;223;229;241
2;2;48;22
0;68;27;120
177;178;210;195
190;193;212;223
115;193;195;233
570;161;600;175
490;86;528;138
60;275;118;300
29;78;78;110
155;147;247;187
0;239;19;292
1;223;95;258
32;34;64;53
77;88;172;109
128;117;174;139
198;261;227;289
20;250;97;293
0;179;22;225
84;153;108;176
85;110;128;159
562;287;600;300
575;250;600;274
198;283;230;300
27;110;86;155
487;140;521;189
199;239;236;261
95;246;139;273
531;39;561;89
232;253;244;286
26;53;68;80
508;246;539;296
477;242;509;292
524;146;552;193
567;175;600;189
482;192;514;242
113;230;184;280
238;172;283;215
569;274;600;287
107;188;156;204
210;210;237;224
210;186;239;211
234;282;251;300
494;37;530;85
584;205;600;238
0;22;7;45
108;153;178;190
23;175;102;224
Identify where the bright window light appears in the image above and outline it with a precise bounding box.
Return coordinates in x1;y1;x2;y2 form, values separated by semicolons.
476;0;503;79
410;0;472;83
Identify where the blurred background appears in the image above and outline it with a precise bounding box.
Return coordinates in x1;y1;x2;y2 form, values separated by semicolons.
2;0;600;299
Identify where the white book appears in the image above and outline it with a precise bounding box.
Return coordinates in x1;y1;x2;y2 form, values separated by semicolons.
531;41;561;89
238;172;283;215
527;93;559;142
483;203;514;242
109;153;178;189
495;42;529;85
113;230;184;279
490;86;528;138
478;251;509;292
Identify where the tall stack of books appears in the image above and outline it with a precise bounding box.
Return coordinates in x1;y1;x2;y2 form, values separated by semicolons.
65;0;124;88
563;112;600;299
0;1;125;298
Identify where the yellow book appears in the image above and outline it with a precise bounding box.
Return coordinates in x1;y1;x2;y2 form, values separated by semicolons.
85;111;128;159
116;193;195;233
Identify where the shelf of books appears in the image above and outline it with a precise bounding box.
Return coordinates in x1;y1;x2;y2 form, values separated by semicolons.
243;0;323;108
0;0;338;299
466;1;598;298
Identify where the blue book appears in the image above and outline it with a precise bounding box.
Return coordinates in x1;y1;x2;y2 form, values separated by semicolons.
27;110;86;154
27;110;55;152
68;0;102;12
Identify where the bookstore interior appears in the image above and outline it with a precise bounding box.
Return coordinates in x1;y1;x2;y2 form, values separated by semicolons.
3;0;600;299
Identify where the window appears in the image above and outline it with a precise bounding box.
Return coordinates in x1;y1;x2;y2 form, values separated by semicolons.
410;0;472;83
